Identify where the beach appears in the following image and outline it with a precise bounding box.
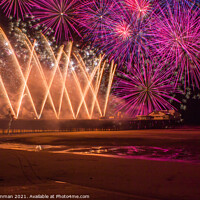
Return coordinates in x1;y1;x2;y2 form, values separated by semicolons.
0;128;200;200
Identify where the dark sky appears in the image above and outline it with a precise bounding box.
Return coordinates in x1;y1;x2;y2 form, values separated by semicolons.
0;11;8;30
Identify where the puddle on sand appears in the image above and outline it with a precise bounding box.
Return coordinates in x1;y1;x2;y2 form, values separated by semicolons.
0;143;64;152
64;146;200;163
0;143;199;163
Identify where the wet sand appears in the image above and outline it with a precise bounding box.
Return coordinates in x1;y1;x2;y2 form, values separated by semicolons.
0;128;200;200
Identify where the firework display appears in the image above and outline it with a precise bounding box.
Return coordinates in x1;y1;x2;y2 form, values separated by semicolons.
149;2;200;88
93;6;152;68
0;28;116;119
32;0;83;41
114;57;180;116
0;0;199;118
78;0;118;43
124;0;152;18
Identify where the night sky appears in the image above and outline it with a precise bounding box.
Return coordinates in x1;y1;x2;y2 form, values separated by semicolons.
0;5;200;125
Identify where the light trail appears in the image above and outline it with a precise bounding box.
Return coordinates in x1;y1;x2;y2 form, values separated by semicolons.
0;28;38;118
0;28;116;119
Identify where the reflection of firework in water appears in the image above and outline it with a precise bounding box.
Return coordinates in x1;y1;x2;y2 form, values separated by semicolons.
150;2;200;88
114;57;180;116
0;0;33;19
32;0;83;41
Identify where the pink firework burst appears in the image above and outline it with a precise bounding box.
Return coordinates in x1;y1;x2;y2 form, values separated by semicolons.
32;0;83;41
0;0;32;19
125;0;152;18
150;2;200;88
113;57;180;116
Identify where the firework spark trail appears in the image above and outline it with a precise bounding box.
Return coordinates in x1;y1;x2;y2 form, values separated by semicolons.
0;0;197;116
0;27;39;118
103;60;117;117
57;41;73;118
73;53;103;117
0;0;32;19
79;0;118;43
40;35;76;119
75;66;99;119
32;0;83;41
59;51;76;119
0;76;16;118
0;25;117;119
29;48;58;118
19;30;59;118
92;2;153;68
125;0;151;19
114;56;180;117
38;45;64;119
159;0;200;10
149;1;200;88
72;70;92;119
16;40;36;118
90;60;106;117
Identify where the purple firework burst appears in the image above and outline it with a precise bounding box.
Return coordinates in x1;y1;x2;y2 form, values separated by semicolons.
113;57;180;116
79;0;118;43
32;0;83;41
150;1;200;88
158;0;200;10
0;0;32;19
95;5;153;68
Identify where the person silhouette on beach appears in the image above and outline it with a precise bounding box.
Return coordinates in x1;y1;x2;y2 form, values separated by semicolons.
7;109;15;135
